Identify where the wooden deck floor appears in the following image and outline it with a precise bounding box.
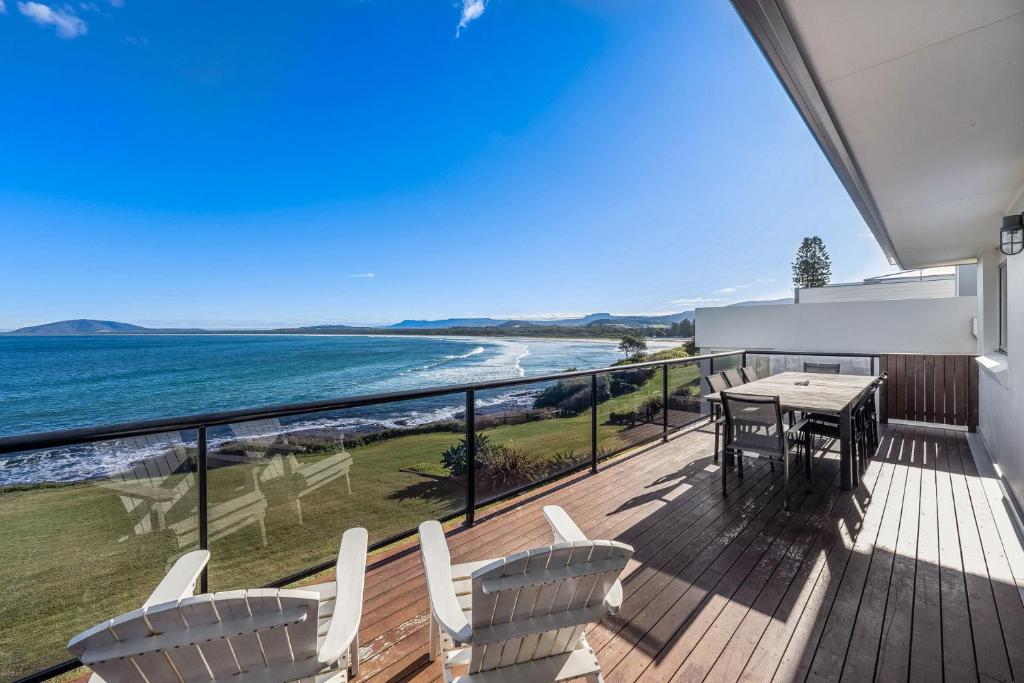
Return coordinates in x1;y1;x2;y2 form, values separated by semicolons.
336;422;1024;682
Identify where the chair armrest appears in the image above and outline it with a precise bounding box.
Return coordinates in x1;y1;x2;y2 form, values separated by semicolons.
543;505;588;543
543;506;625;612
142;550;209;608
318;527;368;666
418;521;472;643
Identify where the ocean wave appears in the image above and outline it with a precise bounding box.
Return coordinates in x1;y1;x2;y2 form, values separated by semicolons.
0;385;544;486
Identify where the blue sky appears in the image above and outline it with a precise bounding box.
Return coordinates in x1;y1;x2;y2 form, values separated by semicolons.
0;0;893;329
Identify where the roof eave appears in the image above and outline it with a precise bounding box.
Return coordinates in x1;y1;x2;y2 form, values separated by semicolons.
730;0;904;269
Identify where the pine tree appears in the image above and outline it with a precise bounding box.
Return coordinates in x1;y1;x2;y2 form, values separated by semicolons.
792;236;832;288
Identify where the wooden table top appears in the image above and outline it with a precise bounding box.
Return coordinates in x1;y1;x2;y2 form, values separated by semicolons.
705;371;877;415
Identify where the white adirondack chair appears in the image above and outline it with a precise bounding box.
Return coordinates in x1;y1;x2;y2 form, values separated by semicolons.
419;505;632;683
69;528;369;683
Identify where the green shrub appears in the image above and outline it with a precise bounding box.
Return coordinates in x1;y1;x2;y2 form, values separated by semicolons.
477;444;544;490
440;434;490;477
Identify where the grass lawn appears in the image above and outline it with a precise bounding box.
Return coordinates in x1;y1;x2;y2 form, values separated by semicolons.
0;364;702;682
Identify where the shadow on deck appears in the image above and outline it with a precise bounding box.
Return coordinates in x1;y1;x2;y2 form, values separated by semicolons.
334;422;1024;682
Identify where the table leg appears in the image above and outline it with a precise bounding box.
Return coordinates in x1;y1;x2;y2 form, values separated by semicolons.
839;405;853;490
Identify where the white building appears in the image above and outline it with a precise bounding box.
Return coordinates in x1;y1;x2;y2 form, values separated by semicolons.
795;266;976;304
703;1;1024;514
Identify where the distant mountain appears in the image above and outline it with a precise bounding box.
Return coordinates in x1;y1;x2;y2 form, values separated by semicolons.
389;318;507;329
727;298;793;306
390;311;694;330
8;319;150;335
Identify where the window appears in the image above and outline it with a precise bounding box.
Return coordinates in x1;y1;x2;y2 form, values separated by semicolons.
999;261;1008;352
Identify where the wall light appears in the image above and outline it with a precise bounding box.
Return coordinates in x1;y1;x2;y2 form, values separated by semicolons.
1001;213;1023;256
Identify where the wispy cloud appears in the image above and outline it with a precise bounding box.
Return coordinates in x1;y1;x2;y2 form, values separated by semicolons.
348;272;375;279
456;0;485;36
667;297;729;307
0;1;7;14
123;35;149;47
18;1;87;38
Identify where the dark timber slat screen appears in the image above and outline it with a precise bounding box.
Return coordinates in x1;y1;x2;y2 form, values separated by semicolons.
878;354;978;431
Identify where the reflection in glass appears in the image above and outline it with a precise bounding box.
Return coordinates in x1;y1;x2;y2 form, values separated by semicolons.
598;366;664;455
207;399;465;589
0;431;199;681
474;380;591;503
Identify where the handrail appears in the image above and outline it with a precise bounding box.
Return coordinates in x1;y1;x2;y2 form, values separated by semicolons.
4;347;744;683
0;350;741;454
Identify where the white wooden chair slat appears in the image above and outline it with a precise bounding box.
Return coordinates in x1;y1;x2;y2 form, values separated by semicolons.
218;591;264;674
133;650;181;683
165;645;214;682
197;638;240;678
88;656;145;683
69;529;367;683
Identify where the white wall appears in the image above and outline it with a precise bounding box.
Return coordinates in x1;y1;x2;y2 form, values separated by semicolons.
695;297;977;354
798;278;955;303
976;245;1023;512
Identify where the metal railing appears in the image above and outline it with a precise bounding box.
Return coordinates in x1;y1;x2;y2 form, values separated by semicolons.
1;349;743;683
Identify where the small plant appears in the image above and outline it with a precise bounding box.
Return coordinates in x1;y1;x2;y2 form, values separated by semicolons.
440;434;490;477
477;444;543;490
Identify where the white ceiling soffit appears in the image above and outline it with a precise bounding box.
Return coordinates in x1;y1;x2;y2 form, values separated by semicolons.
731;0;1024;269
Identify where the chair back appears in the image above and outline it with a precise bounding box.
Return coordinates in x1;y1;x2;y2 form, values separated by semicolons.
99;435;194;537
706;372;729;395
68;589;321;683
466;540;633;674
803;362;840;375
722;368;745;387
722;392;785;457
740;366;760;383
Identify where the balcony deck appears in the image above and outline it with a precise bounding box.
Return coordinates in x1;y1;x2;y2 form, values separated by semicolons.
331;421;1024;683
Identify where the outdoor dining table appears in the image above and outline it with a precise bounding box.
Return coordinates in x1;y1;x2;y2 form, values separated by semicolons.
705;371;881;490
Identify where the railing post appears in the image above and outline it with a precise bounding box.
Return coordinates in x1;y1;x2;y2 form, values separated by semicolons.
591;374;598;473
465;390;476;527
197;425;209;593
662;364;669;442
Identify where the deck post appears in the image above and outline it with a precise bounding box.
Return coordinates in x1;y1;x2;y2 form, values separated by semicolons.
465;390;476;527
197;425;209;593
662;364;669;442
591;374;598;473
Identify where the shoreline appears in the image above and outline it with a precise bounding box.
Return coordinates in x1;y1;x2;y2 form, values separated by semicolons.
1;332;692;345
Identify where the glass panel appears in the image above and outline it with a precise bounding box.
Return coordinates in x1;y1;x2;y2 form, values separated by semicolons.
746;353;874;376
0;430;199;682
207;396;466;589
597;365;664;456
665;361;704;434
474;379;592;504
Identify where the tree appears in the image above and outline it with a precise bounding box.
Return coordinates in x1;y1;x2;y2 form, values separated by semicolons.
618;333;648;361
792;236;832;288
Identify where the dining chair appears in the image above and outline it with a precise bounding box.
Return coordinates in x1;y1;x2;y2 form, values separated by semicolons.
722;368;745;387
740;366;760;383
803;362;841;374
705;373;730;464
721;392;809;511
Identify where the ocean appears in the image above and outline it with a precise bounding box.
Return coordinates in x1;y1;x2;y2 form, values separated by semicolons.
0;334;672;484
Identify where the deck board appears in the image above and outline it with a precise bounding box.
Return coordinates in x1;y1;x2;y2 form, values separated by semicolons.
324;421;1024;682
